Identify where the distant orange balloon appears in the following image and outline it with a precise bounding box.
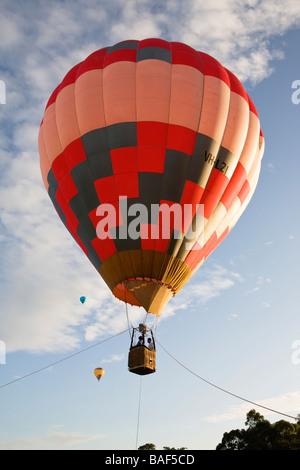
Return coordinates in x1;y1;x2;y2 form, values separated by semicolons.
39;38;264;317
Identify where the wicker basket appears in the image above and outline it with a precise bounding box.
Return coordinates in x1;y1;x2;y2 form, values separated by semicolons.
128;346;156;375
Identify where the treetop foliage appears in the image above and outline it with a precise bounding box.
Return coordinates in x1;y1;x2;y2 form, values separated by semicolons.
216;409;300;450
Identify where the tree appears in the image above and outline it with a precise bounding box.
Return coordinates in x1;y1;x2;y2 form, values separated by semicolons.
216;409;300;450
163;446;187;450
138;443;187;450
138;443;156;450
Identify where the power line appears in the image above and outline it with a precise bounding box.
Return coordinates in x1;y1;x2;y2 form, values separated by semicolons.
156;339;299;421
0;329;129;391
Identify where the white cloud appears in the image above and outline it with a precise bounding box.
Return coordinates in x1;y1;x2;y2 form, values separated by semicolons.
228;313;239;320
266;162;275;173
0;430;104;450
245;286;260;295
244;275;271;296
2;0;300;89
35;5;81;49
265;240;275;246
204;390;300;423
0;13;23;49
102;353;125;364
171;263;243;309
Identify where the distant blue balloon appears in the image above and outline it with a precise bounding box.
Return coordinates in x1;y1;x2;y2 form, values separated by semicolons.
80;296;86;304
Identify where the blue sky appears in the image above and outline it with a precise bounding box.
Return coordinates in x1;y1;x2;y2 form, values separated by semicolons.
0;0;300;450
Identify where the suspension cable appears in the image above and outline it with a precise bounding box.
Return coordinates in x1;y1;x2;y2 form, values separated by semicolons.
156;339;298;421
135;376;143;450
125;301;133;337
0;329;129;391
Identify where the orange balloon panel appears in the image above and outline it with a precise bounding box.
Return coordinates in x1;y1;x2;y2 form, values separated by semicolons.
39;39;264;316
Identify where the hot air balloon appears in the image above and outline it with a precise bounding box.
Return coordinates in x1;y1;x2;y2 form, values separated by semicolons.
94;367;105;381
80;296;86;304
38;39;264;360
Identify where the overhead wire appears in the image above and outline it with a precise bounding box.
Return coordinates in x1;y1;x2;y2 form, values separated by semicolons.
156;339;299;422
0;329;129;391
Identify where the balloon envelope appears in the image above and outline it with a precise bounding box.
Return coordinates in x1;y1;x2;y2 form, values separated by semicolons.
39;38;264;317
94;367;105;381
80;296;86;304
